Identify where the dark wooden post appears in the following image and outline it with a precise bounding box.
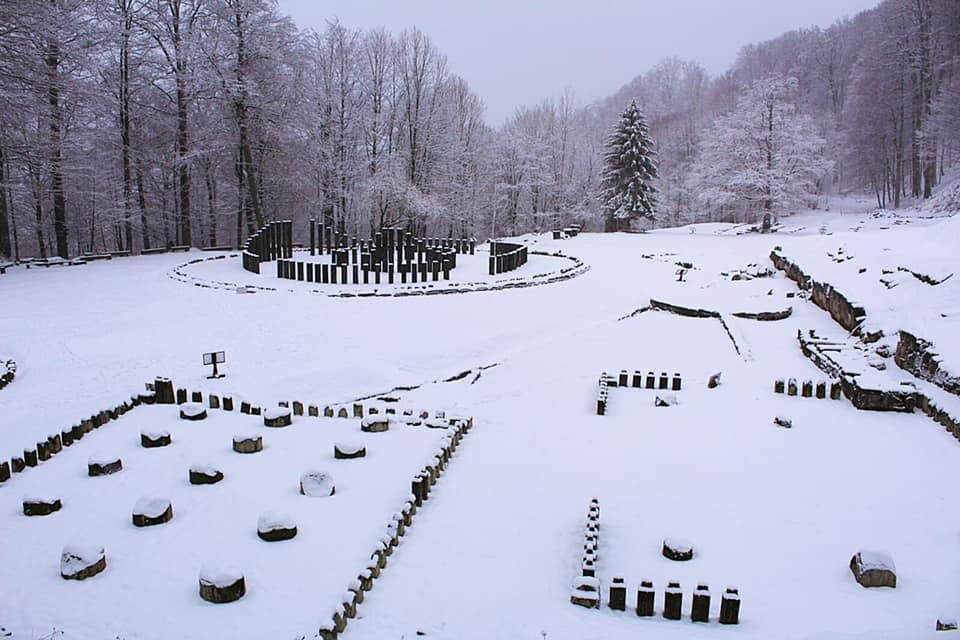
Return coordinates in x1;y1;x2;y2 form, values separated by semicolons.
609;577;627;611
632;371;642;388
663;582;682;620
719;587;740;624
636;581;655;616
646;371;655;389
691;584;710;622
775;378;785;393
155;377;175;404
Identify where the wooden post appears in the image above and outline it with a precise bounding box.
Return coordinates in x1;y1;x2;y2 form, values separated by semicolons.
719;587;740;624
691;584;710;622
636;581;655;617
609;577;627;611
663;582;682;620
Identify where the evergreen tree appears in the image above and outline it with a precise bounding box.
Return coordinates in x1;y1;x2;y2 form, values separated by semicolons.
598;100;659;230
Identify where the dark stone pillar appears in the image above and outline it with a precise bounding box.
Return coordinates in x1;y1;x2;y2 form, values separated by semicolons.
636;581;655;617
155;378;175;404
719;588;740;624
646;372;655;389
609;577;627;611
632;371;643;388
659;372;669;389
672;374;682;391
691;585;710;622
663;582;682;620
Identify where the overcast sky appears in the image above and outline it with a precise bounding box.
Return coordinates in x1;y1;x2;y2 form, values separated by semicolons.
277;0;880;125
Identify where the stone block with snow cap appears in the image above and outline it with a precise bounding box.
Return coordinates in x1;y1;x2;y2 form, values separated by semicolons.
850;550;896;588
198;565;245;603
60;544;106;580
300;470;335;497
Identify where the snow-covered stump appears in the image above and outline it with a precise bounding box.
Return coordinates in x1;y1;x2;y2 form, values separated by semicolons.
338;407;349;418
222;396;234;411
209;394;220;409
324;406;335;418
23;448;38;467
37;440;51;461
292;401;303;416
359;567;375;592
816;381;827;399
619;370;628;386
719;587;741;624
353;403;364;418
632;371;643;388
180;403;207;421
787;378;798;396
663;582;683;620
708;372;723;389
141;430;172;448
232;435;262;454
300;471;335;497
850;551;897;588
308;405;319;417
570;576;601;609
646;371;656;388
49;433;63;454
240;401;251;414
672;373;682;391
608;577;627;611
0;461;9;483
189;464;224;485
659;372;669;389
257;512;297;541
191;391;203;403
349;579;364;605
11;456;24;473
361;417;389;433
334;442;366;459
392;512;406;537
88;457;123;476
637;581;655;617
263;407;292;428
132;497;173;527
23;497;62;516
691;584;711;622
662;538;694;561
61;545;106;580
139;391;157;405
61;429;73;448
802;380;813;397
154;377;175;404
176;388;187;404
198;566;246;603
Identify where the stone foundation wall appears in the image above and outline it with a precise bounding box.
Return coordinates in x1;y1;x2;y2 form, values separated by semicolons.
895;331;960;398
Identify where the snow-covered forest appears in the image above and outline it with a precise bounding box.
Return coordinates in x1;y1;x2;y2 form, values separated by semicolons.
0;0;958;260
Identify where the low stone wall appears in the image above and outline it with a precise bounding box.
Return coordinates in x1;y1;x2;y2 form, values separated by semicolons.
895;331;960;398
769;250;872;339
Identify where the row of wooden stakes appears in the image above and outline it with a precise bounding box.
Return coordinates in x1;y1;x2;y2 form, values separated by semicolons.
317;417;474;639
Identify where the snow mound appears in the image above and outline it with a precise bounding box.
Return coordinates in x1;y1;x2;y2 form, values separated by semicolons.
300;471;335;497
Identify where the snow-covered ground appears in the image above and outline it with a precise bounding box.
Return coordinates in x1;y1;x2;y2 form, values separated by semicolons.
1;205;959;639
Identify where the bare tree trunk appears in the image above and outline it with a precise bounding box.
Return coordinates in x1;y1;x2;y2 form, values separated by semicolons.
0;143;10;259
119;0;134;251
204;160;216;246
135;157;150;250
171;0;192;247
28;160;47;259
46;28;68;258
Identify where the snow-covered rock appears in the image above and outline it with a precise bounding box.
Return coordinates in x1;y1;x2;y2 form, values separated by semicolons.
257;512;297;542
663;538;694;561
22;496;62;516
850;550;897;588
300;471;335;497
87;456;122;476
189;464;224;485
141;430;172;448
60;544;106;580
232;434;262;454
334;442;366;459
361;417;389;433
132;497;173;527
263;407;292;428
179;403;207;421
199;565;245;603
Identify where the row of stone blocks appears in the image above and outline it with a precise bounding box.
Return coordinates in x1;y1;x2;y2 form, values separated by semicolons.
774;378;842;399
919;395;960;441
318;417;473;639
1;394;141;484
580;499;601;579
0;358;15;390
276;257;453;285
575;579;740;624
596;371;683;415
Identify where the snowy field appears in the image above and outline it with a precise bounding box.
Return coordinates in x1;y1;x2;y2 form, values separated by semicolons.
2;206;960;639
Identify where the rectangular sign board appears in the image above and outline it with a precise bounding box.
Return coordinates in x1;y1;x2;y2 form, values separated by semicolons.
203;351;225;366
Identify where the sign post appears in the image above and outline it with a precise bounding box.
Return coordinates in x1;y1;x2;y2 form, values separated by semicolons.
203;351;226;379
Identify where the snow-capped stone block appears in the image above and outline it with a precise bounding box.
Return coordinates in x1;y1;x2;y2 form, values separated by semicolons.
774;416;793;428
189;464;224;485
300;470;335;497
937;618;958;631
570;576;600;608
179;403;207;421
720;587;741;625
198;566;245;603
60;544;106;580
850;550;896;588
132;497;173;527
424;418;449;429
88;456;122;476
263;407;292;428
361;417;389;433
334;442;366;459
655;393;678;407
708;372;723;389
257;512;297;542
23;496;62;516
141;430;172;448
663;538;694;561
232;434;262;454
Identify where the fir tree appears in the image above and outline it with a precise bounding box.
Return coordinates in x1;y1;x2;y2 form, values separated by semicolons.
598;100;659;230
